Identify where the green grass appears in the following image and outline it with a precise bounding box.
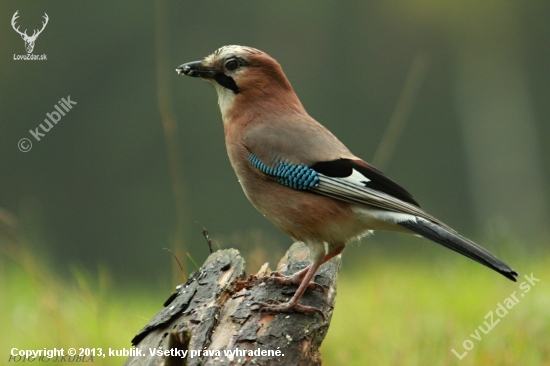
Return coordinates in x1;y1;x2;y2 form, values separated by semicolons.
0;245;167;365
1;241;549;365
321;244;550;365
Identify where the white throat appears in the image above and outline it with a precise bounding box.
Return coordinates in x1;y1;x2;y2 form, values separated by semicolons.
214;83;236;124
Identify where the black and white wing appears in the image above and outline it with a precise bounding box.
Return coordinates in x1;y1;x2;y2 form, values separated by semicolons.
248;154;519;282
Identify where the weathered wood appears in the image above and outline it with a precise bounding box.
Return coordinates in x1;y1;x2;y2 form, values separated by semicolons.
125;242;341;366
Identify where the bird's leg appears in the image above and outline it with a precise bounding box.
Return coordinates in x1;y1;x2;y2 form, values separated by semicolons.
267;265;308;280
320;245;345;264
271;265;325;293
257;263;324;293
252;244;345;319
253;261;324;319
261;245;345;293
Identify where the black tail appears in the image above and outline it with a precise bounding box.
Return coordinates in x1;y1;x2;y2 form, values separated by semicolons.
399;217;519;281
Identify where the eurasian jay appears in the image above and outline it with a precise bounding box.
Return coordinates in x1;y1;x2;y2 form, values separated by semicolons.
176;45;519;317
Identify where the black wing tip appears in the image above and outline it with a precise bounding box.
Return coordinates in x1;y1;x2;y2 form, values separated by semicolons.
400;219;520;282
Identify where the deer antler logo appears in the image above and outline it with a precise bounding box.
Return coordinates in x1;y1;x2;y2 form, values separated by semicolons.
11;10;49;54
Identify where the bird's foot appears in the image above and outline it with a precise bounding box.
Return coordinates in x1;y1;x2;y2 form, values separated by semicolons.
251;300;325;321
256;271;325;294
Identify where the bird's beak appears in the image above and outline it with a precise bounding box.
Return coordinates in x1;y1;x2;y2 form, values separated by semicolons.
176;61;216;78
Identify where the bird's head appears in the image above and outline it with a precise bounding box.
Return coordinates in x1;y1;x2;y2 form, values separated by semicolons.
177;45;303;121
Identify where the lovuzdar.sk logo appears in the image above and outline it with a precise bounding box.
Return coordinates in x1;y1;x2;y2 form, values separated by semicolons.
12;10;48;61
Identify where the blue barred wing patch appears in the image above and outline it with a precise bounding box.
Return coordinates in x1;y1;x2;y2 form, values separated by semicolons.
248;153;319;190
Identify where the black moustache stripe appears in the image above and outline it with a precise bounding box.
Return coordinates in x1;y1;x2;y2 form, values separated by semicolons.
214;73;239;94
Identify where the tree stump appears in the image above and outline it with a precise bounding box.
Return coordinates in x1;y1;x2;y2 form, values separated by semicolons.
124;242;341;366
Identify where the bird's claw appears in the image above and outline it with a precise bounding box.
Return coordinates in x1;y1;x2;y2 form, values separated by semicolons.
255;271;284;283
251;301;325;321
256;273;325;294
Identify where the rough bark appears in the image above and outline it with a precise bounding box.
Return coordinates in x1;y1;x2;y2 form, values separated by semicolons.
124;242;341;366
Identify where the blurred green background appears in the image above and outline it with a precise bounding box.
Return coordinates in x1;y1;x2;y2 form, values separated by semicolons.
1;1;549;365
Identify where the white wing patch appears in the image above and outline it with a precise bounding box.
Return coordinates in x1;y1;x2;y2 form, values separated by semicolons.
311;172;450;230
343;168;370;187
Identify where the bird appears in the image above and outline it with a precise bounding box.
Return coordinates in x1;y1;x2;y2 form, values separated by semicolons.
176;45;519;317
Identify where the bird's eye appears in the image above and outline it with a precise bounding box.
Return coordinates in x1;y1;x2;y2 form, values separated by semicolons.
225;59;239;71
